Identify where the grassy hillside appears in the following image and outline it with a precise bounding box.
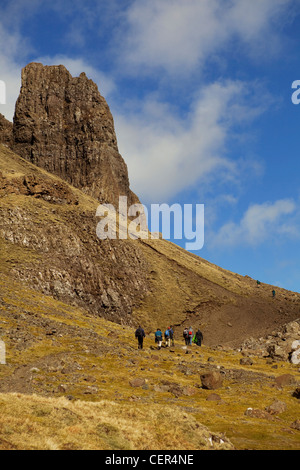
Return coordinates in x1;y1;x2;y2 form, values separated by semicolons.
1;144;299;347
0;144;299;450
0;271;299;450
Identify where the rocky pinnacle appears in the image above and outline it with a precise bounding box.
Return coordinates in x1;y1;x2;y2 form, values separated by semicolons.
12;62;138;206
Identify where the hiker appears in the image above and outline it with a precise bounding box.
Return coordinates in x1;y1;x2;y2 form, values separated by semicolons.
272;289;276;298
135;325;145;349
164;327;171;347
193;329;203;346
183;327;189;345
169;326;174;346
188;326;194;345
155;328;163;349
257;280;261;287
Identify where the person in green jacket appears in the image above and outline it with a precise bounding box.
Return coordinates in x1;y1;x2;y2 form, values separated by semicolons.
193;329;203;346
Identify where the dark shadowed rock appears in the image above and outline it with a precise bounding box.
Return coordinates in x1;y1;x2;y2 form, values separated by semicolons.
0;113;13;147
292;387;300;399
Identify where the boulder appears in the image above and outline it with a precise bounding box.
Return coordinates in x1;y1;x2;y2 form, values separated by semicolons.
290;348;300;365
244;408;272;420
274;374;296;388
284;321;300;336
200;371;224;390
267;344;289;362
265;400;287;415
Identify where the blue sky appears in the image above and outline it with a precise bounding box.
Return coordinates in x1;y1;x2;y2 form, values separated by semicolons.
0;0;300;292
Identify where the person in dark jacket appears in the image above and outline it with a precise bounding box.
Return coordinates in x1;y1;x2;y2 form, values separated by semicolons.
169;326;174;346
194;329;203;346
183;327;189;345
135;325;145;349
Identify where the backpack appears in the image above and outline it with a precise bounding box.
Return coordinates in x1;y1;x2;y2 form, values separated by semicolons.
165;329;170;337
188;329;193;336
135;327;144;338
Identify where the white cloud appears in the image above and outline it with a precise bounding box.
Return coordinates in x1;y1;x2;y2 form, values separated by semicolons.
120;0;296;75
211;199;299;247
114;79;269;203
0;24;26;121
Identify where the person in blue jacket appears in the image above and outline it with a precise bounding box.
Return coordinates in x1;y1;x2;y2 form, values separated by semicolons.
155;328;163;349
164;327;171;347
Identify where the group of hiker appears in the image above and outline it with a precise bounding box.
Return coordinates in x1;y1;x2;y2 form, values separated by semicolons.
183;326;203;347
134;324;203;350
154;326;174;349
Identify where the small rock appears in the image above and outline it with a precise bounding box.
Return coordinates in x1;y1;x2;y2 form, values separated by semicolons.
292;387;300;399
291;419;300;431
206;393;222;402
129;378;145;388
182;386;197;396
240;357;253;366
84;385;98;394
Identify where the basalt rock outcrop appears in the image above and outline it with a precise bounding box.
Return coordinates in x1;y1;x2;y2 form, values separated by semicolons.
0;113;13;147
240;319;300;363
12;62;138;207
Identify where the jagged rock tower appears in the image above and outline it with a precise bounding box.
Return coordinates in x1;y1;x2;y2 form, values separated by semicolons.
12;62;138;206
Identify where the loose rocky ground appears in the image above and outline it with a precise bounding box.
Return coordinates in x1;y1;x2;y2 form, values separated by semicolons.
0;279;299;450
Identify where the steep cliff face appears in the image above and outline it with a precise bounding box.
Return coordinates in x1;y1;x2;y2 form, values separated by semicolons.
0;145;150;325
12;63;137;206
0;113;13;147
